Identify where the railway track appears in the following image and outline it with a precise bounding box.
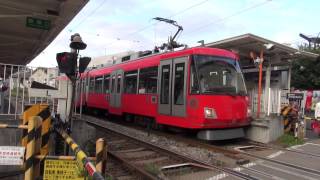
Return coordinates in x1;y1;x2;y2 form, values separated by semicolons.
79;115;320;179
81;116;259;180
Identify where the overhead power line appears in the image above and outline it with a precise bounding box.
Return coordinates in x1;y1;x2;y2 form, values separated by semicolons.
184;0;272;35
103;0;211;50
69;0;108;31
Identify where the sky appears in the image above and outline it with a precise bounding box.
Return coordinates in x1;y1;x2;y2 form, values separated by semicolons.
29;0;320;67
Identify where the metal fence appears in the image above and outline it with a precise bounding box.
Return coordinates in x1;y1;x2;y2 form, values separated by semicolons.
0;63;59;118
249;88;307;117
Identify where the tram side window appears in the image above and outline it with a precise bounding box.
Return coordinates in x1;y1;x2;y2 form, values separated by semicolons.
89;77;95;93
160;65;170;104
111;75;115;93
124;70;137;94
117;74;121;93
190;59;200;94
174;63;185;105
138;66;158;94
103;75;110;93
95;76;103;93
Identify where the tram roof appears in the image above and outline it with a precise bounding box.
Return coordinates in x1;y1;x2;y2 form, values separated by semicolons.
0;0;89;65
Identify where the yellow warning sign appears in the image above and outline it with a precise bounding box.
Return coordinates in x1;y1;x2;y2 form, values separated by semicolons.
43;159;84;180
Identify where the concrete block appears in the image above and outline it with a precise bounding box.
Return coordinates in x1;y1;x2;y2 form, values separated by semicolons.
245;116;284;143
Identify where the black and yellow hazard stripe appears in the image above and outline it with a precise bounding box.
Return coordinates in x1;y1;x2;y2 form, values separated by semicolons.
22;105;40;147
39;105;51;155
95;138;106;175
35;155;96;161
56;128;104;180
0;124;27;129
22;104;52;155
22;105;42;147
34;116;43;178
281;106;292;132
281;106;291;116
24;116;41;180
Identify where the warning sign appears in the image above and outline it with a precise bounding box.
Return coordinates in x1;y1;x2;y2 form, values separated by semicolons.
0;146;25;165
43;159;84;180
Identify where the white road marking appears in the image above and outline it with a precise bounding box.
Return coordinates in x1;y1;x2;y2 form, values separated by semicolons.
206;162;257;180
206;172;228;180
267;151;284;158
260;163;320;180
288;144;305;151
306;142;320;147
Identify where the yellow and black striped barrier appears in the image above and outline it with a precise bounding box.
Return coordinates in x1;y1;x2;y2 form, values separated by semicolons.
3;103;106;180
0;124;28;129
24;116;42;180
281;106;292;132
95;138;107;175
22;105;41;148
35;155;96;161
56;128;104;180
39;105;51;156
22;104;51;156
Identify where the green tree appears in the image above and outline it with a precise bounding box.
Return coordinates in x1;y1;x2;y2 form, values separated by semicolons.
291;46;320;90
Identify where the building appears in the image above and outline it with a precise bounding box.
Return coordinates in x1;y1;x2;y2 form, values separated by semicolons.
29;67;59;87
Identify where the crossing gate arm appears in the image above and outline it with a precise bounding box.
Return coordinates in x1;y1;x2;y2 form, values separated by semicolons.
55;127;104;180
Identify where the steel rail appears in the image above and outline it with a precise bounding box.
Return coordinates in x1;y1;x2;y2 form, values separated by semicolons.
249;141;320;159
107;151;158;180
238;150;320;176
85;118;258;180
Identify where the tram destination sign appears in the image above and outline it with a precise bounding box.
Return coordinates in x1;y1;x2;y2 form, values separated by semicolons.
0;146;25;165
26;17;51;30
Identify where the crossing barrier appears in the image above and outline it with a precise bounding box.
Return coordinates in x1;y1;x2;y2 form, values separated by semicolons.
0;124;27;129
55;127;105;180
95;138;107;175
0;104;107;180
24;116;42;180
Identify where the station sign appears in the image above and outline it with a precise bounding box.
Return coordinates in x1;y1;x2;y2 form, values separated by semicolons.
26;17;51;30
0;146;25;165
43;159;84;180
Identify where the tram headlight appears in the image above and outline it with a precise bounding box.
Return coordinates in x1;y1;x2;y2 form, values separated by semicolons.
204;107;217;119
247;108;252;117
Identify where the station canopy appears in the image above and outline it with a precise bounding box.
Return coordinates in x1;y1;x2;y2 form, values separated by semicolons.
206;33;319;69
0;0;88;65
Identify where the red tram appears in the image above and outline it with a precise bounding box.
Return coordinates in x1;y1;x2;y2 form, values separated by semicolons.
76;47;251;140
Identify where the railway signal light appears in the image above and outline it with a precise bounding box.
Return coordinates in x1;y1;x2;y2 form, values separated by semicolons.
56;52;77;77
79;57;91;73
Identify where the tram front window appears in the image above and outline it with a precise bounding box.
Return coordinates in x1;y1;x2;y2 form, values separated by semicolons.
191;55;247;95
